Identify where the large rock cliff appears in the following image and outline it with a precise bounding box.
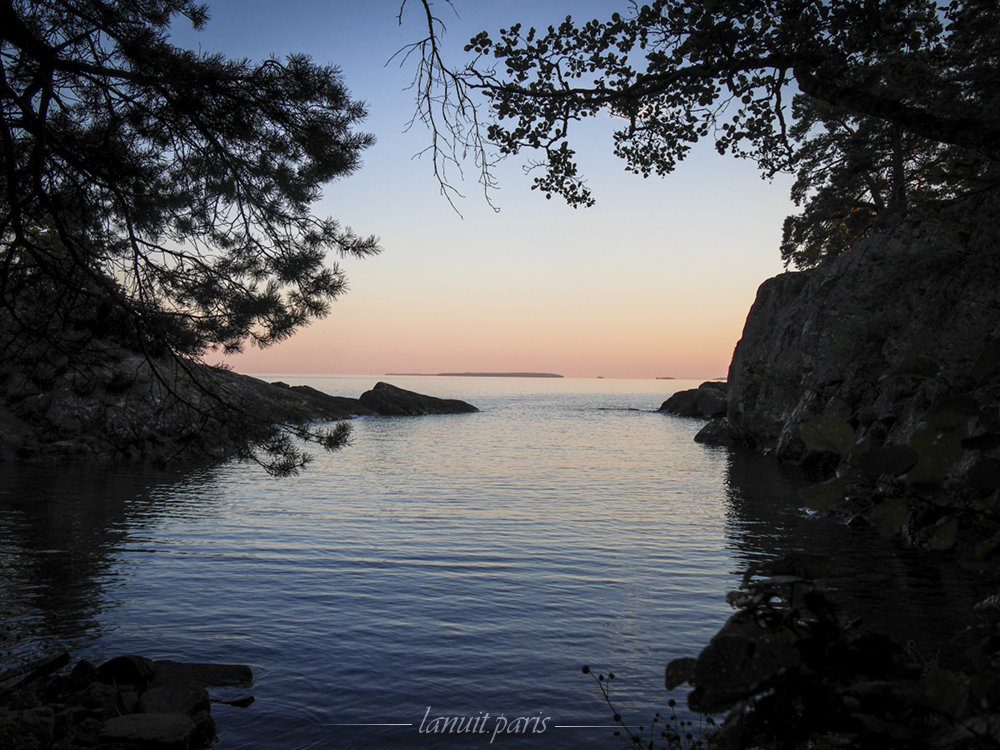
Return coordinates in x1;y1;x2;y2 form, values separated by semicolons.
725;192;1000;489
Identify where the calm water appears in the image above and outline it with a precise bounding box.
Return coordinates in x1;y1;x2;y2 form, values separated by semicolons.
0;377;990;749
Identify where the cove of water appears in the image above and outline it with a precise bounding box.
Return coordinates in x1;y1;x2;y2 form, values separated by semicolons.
0;377;989;748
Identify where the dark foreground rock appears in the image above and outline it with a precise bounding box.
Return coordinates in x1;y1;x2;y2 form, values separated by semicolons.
0;653;252;749
667;555;1000;750
659;381;728;419
359;381;479;416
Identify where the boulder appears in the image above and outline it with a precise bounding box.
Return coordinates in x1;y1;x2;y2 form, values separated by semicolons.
67;659;98;690
138;679;210;715
152;660;253;688
191;708;217;747
687;609;801;714
100;712;196;750
0;650;69;692
1;654;242;750
358;381;479;416
694;417;734;446
1;705;54;746
77;680;122;720
96;654;156;690
659;381;728;419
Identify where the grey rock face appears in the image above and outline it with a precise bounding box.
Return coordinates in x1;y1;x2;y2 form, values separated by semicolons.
726;196;1000;480
694;417;734;446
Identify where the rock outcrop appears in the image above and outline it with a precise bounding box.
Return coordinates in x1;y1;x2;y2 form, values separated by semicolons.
658;381;728;419
0;342;476;465
358;381;479;416
724;192;1000;485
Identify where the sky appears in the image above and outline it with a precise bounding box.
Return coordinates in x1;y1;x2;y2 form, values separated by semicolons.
169;1;795;379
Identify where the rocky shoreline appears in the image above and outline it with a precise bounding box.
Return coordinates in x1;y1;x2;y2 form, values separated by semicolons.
0;342;477;467
0;653;253;749
656;192;1000;748
0;358;482;748
662;191;1000;543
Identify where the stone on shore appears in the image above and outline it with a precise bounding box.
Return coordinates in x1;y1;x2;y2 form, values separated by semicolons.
0;337;478;465
138;679;211;715
359;381;479;416
4;705;55;746
0;653;252;750
266;382;378;419
96;654;156;689
659;381;728;419
694;417;734;446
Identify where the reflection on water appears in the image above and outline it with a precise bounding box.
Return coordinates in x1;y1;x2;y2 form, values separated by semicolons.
0;378;992;748
0;463;216;664
723;449;989;658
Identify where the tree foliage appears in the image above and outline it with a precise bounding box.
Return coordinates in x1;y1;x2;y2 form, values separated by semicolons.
779;95;991;268
412;0;999;253
1;0;379;360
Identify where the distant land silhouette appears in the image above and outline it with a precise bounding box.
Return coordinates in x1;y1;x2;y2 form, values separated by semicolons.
386;372;564;378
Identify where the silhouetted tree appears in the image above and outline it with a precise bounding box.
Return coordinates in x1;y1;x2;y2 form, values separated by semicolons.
1;0;379;471
1;0;378;356
409;0;999;212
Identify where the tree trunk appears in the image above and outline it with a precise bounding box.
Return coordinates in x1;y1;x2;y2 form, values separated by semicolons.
887;125;907;214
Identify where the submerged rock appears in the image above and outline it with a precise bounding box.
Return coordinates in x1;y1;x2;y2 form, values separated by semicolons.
359;381;479;416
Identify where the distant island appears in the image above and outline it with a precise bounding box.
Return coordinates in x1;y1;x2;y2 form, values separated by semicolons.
386;372;564;378
656;376;676;380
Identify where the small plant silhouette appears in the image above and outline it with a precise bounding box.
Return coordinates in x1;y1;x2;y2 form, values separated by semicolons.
582;665;713;749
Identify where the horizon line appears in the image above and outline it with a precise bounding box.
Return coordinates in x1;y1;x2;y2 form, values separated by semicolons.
219;369;729;382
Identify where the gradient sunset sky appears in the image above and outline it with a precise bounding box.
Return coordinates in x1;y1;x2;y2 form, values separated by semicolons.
170;1;795;379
